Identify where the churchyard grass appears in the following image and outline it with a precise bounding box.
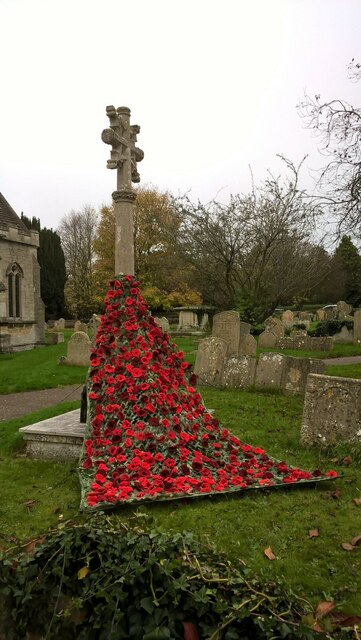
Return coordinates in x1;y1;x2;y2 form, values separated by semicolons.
258;342;361;360
1;389;360;614
326;363;361;379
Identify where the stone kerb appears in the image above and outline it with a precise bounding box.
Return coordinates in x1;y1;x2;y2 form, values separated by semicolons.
67;331;91;366
194;336;228;386
221;355;256;388
300;373;361;445
212;311;240;356
282;356;325;396
255;353;286;390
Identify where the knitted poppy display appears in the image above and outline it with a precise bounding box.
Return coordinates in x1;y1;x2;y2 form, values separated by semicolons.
79;275;337;509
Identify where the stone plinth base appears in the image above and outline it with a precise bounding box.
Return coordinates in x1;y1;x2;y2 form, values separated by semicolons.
19;410;85;460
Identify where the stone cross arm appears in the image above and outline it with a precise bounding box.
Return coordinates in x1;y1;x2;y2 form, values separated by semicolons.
101;105;144;184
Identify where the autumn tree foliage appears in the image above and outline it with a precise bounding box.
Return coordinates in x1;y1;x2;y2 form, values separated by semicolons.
92;187;200;309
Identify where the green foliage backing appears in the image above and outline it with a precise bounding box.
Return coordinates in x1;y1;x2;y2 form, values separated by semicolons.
308;320;353;337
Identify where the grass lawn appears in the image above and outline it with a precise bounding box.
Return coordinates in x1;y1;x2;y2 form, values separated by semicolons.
1;390;360;615
258;342;361;360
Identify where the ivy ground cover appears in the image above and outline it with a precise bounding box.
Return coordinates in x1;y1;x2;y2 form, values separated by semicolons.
79;276;337;510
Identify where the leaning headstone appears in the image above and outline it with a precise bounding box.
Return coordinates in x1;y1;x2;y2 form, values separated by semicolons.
212;311;240;356
258;330;278;349
194;336;228;386
221;355;256;388
67;331;91;366
254;353;286;390
336;300;352;320
281;356;325;396
353;308;361;344
155;316;170;333
300;373;361;445
264;316;284;338
47;332;64;345
239;333;257;356
281;310;294;327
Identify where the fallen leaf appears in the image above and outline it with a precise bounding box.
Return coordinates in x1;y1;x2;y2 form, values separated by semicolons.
330;489;341;500
24;540;36;555
330;612;361;627
330;457;339;463
350;533;361;546
183;621;200;640
77;566;90;580
341;542;354;551
315;600;335;620
342;456;352;466
308;529;319;538
353;497;361;506
311;622;324;633
263;546;277;560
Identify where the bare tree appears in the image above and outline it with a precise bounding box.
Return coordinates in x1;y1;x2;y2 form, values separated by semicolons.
176;158;329;321
58;205;98;319
298;61;361;237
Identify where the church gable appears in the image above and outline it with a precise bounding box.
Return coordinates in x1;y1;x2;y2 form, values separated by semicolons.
0;193;45;352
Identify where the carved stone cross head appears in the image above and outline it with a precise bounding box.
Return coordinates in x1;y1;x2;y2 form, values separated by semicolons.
101;106;144;190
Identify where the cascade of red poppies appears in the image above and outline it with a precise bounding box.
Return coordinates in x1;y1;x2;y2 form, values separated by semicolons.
79;276;337;509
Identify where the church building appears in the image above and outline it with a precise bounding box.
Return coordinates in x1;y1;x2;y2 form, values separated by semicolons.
0;193;45;352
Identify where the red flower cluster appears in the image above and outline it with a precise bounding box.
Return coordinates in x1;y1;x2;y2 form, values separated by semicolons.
79;275;337;509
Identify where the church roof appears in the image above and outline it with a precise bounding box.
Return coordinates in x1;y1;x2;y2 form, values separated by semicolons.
0;193;30;233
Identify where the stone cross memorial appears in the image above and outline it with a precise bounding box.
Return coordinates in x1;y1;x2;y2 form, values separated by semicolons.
102;105;144;275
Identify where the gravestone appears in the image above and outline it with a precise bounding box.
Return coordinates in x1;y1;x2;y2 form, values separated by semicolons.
67;331;91;366
282;356;325;396
300;374;361;445
290;329;307;339
155;316;170;333
336;300;352;319
277;336;293;350
281;310;294;327
353;309;361;344
221;355;256;388
254;353;285;390
47;332;64;345
90;314;101;336
54;318;65;330
239;321;251;336
334;325;353;343
74;321;88;334
264;316;284;339
239;333;257;356
200;313;209;330
178;310;198;331
293;335;310;350
212;311;240;356
258;330;278;349
194;336;228;386
316;308;325;322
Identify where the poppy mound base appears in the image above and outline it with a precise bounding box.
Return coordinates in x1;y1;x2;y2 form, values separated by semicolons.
78;275;338;510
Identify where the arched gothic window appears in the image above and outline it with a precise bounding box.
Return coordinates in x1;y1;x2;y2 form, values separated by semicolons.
7;264;22;319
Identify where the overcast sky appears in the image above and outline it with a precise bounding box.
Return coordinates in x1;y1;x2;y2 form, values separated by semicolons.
1;0;360;229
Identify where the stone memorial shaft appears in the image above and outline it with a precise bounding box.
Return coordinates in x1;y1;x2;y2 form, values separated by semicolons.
101;106;144;275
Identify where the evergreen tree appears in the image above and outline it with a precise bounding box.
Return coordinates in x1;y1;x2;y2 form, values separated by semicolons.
21;213;66;319
335;235;361;306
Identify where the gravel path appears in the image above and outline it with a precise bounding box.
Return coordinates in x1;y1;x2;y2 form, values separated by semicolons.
0;385;83;423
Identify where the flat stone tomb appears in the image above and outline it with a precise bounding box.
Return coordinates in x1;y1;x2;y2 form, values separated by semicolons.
19;410;84;460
